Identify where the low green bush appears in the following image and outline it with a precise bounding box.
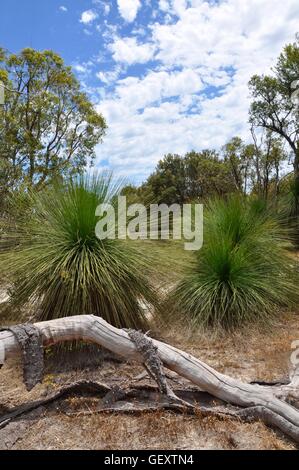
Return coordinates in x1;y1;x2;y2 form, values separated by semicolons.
168;195;299;329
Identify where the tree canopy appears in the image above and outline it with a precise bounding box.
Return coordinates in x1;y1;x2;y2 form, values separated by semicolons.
132;136;288;207
249;35;299;206
0;48;107;199
137;150;236;205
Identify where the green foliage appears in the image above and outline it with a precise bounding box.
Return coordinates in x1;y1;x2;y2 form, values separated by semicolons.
138;138;289;207
185;150;235;200
0;48;107;202
120;184;145;205
0;175;156;329
223;137;252;194
168;196;299;329
142;150;236;205
144;154;187;205
222;133;287;200
249;35;299;208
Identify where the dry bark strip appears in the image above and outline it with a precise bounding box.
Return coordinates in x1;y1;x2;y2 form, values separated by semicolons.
126;329;188;405
0;315;299;443
0;324;44;391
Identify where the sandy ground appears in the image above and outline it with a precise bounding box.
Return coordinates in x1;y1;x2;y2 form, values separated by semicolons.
0;310;299;450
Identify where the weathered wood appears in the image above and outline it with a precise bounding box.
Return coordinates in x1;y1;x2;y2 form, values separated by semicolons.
0;315;299;442
0;381;229;427
0;380;111;429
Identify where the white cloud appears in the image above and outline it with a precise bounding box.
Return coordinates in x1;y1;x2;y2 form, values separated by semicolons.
80;9;98;24
117;0;141;22
159;0;170;12
112;68;203;111
92;0;110;15
93;0;299;181
172;0;188;16
73;64;88;74
110;37;155;65
83;29;93;36
97;65;123;85
59;6;67;12
104;4;111;15
158;0;188;17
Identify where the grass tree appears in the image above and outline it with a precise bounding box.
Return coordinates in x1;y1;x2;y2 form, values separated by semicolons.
168;196;299;329
0;174;156;329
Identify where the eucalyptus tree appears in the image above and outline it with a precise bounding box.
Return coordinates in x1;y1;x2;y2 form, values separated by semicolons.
249;36;299;208
0;48;106;199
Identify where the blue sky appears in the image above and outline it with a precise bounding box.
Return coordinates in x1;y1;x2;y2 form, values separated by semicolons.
1;0;298;184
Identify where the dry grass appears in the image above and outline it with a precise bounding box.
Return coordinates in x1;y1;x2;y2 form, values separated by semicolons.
160;310;299;383
10;410;294;451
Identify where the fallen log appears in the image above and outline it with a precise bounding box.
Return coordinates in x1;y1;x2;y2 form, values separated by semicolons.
0;315;299;443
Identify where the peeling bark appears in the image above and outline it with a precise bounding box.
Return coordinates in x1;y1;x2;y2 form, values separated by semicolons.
0;324;43;391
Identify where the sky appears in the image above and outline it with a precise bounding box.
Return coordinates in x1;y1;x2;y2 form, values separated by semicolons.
0;0;298;184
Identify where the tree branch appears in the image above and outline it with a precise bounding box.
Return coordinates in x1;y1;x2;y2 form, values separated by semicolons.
0;315;299;442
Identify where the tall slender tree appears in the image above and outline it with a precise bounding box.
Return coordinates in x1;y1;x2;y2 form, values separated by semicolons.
249;35;299;208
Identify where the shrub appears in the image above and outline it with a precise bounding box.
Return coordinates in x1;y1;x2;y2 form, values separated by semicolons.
0;174;156;329
168;195;299;329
